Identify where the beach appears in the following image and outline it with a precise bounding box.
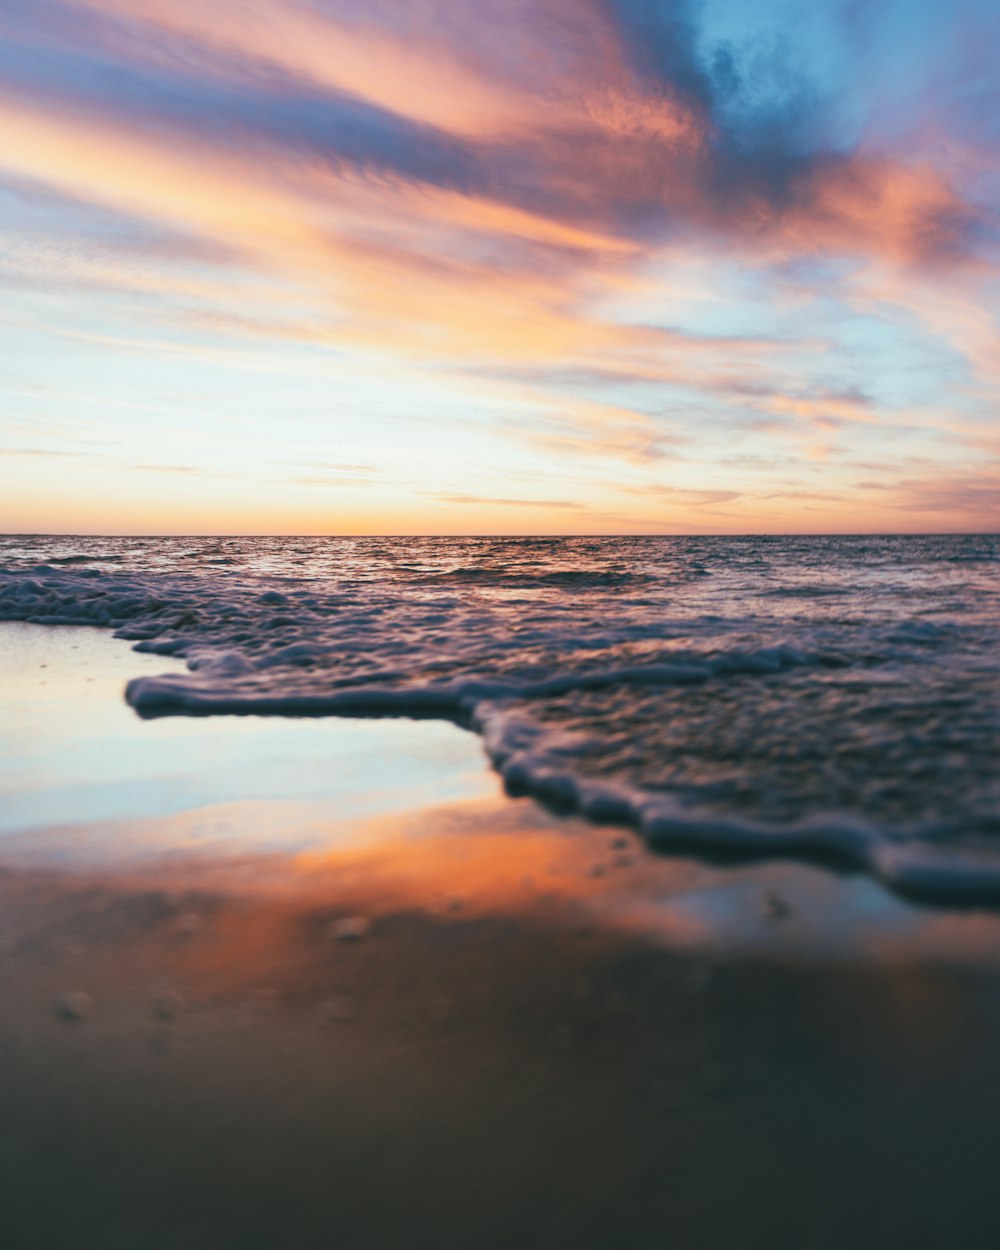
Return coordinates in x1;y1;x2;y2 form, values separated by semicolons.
4;0;1000;1239
4;621;1000;1248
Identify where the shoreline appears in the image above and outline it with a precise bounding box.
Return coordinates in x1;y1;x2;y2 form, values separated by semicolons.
4;599;1000;907
4;624;1000;1246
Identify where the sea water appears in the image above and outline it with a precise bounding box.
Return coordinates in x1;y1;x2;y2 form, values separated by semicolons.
1;533;996;900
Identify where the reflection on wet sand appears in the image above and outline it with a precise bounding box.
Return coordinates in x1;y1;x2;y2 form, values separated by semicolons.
5;790;1000;1249
5;625;1000;1248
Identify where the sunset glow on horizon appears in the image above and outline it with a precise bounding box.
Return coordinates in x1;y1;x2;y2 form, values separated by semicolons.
2;0;999;534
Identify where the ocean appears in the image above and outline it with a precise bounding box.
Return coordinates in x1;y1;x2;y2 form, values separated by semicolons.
1;532;997;901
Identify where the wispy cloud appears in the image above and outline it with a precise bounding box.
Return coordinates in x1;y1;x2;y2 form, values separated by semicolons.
435;494;585;509
891;474;1000;517
0;0;997;531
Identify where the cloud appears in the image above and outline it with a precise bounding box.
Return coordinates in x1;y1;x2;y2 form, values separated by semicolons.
0;0;997;533
435;494;585;509
3;0;985;279
284;461;377;474
891;473;1000;517
501;398;683;464
0;446;92;458
290;474;383;487
642;483;742;507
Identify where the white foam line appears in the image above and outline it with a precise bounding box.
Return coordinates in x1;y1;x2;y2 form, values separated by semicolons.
2;564;997;906
473;703;1000;907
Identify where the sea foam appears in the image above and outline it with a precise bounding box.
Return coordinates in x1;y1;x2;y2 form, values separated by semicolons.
1;533;997;903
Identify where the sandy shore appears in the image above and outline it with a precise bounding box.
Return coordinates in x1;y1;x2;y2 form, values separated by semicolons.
4;625;1000;1249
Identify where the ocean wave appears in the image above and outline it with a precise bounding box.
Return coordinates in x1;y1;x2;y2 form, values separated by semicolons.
763;584;846;598
1;536;997;905
416;565;654;589
42;553;126;565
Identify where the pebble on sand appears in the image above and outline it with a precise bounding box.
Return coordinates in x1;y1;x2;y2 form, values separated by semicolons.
761;888;793;921
55;991;95;1022
328;916;371;942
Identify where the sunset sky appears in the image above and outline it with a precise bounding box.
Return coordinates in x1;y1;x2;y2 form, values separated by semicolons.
1;0;998;534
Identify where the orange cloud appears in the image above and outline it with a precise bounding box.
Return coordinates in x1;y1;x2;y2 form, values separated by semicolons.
1;0;994;535
790;156;981;266
73;0;551;139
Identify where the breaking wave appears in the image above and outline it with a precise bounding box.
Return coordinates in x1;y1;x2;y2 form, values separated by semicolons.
1;533;997;903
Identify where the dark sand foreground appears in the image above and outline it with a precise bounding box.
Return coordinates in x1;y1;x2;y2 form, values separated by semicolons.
3;625;1000;1249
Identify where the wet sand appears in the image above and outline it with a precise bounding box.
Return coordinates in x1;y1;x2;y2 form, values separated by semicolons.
4;625;1000;1249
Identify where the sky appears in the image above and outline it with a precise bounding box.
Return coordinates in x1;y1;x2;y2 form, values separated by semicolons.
0;0;998;534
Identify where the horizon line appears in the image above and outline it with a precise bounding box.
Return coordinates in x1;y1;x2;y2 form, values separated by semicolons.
3;531;998;541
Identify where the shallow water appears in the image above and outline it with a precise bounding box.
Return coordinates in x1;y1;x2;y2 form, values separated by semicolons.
0;623;489;846
4;623;993;964
4;623;1000;1249
1;533;997;898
